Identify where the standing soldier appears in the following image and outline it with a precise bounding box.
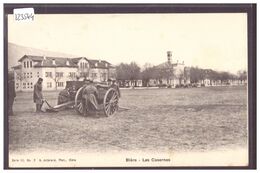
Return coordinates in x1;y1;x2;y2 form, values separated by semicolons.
8;73;16;116
110;78;121;98
33;78;44;112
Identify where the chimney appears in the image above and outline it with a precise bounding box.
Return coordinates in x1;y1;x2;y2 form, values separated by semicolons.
52;59;56;65
167;51;172;64
66;59;70;66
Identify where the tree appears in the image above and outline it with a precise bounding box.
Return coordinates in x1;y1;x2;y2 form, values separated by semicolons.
141;63;154;87
178;70;184;85
218;71;231;84
116;63;129;87
237;70;247;84
190;67;204;83
184;67;190;84
153;63;174;85
116;62;141;87
128;62;141;87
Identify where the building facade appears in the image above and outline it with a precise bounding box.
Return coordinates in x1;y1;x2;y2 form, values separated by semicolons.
149;51;190;87
13;55;116;91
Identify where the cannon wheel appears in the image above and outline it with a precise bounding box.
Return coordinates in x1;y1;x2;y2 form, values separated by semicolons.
103;88;119;117
74;86;86;115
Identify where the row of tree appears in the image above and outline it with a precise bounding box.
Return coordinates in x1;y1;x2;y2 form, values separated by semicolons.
115;62;247;87
189;67;247;84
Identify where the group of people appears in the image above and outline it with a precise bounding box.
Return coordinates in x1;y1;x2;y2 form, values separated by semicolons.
34;78;120;115
8;76;120;115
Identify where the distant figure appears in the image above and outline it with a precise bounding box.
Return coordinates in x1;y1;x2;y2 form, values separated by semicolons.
8;74;16;116
109;79;121;98
33;78;44;112
82;79;99;116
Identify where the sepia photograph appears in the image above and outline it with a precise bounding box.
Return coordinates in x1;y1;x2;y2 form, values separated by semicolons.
4;4;256;169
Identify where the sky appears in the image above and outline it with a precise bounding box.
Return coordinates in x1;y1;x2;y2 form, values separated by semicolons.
8;13;247;73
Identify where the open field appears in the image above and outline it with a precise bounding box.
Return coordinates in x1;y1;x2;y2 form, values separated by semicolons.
9;86;247;154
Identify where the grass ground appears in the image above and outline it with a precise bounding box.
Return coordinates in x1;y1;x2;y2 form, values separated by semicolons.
9;86;247;154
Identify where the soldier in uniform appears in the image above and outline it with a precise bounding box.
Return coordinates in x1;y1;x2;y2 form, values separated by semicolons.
82;79;99;116
109;78;121;98
33;78;44;112
8;73;16;116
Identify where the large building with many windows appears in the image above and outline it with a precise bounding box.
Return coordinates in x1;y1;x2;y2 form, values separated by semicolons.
12;55;116;91
148;51;190;87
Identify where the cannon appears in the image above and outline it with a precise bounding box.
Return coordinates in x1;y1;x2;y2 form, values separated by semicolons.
54;81;120;116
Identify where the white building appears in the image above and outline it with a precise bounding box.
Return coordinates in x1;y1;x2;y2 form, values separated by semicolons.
12;55;116;91
149;51;190;87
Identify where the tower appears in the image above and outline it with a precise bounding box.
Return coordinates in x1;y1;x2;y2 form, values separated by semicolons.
167;51;172;64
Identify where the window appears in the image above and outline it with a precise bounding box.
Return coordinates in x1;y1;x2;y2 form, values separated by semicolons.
37;72;40;78
30;72;32;78
56;72;63;78
24;73;26;79
30;61;32;68
47;82;52;88
23;83;26;89
24;62;26;68
27;73;30;78
101;73;107;81
57;82;64;87
91;73;97;79
27;61;29;68
45;72;52;78
69;72;76;78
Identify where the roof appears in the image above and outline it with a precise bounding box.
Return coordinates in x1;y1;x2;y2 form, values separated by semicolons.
156;61;184;69
87;59;114;69
34;58;78;68
18;55;114;68
18;55;44;62
12;64;22;70
156;62;173;69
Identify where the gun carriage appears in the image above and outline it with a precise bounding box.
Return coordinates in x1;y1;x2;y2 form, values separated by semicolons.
53;81;120;116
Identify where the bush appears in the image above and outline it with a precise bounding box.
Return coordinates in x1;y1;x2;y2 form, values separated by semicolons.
157;84;167;88
175;84;181;88
191;83;198;88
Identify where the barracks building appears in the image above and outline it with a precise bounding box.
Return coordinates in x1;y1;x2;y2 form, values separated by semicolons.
12;55;116;91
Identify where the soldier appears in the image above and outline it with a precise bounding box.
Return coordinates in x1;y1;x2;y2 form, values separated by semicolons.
8;73;16;116
82;79;99;116
33;78;44;112
109;78;121;98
